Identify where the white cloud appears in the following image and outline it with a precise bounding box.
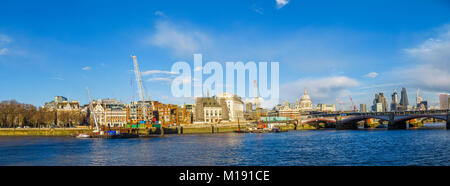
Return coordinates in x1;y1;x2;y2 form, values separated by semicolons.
147;77;173;83
82;66;91;71
0;34;11;45
149;21;211;56
154;11;166;17
276;0;289;9
0;34;11;56
357;82;405;90
252;4;264;14
0;48;8;56
280;76;360;104
141;70;179;76
399;25;450;92
364;72;378;78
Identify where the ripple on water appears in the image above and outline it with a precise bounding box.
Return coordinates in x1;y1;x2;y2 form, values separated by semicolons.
0;128;449;166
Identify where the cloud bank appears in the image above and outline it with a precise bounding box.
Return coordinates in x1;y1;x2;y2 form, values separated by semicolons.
280;76;360;104
399;25;450;93
149;21;211;57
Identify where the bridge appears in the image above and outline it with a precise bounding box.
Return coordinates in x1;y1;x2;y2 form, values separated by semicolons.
301;109;450;130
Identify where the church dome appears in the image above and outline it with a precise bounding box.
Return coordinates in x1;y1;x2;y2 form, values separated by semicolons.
299;88;313;110
300;88;311;101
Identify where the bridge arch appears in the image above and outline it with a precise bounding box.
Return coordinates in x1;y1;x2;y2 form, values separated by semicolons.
341;115;390;124
394;115;447;125
301;118;337;129
302;118;336;124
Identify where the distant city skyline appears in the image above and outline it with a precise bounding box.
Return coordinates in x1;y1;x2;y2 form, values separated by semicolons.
0;0;449;109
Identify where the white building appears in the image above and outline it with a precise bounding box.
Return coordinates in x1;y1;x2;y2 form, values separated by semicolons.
215;92;245;122
43;96;80;111
296;88;313;111
91;99;127;127
317;104;336;112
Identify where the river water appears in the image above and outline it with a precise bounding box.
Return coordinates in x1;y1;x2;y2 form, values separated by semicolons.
0;123;448;166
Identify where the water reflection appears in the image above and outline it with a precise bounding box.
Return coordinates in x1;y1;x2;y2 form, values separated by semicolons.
0;128;449;166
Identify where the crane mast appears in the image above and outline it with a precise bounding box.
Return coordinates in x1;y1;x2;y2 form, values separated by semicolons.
131;55;146;101
86;87;100;132
131;55;148;121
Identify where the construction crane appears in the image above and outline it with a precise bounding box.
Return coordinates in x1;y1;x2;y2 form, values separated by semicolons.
349;96;356;111
131;55;146;102
130;55;149;124
86;87;100;132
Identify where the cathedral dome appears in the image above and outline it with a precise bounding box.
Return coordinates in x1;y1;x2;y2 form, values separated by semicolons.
300;88;311;101
298;88;313;110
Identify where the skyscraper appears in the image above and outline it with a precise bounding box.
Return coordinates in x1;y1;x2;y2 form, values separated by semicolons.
372;93;388;112
400;87;409;111
439;93;449;109
391;91;400;111
360;104;367;113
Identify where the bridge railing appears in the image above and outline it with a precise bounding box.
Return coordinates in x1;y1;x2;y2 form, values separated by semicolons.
308;109;449;118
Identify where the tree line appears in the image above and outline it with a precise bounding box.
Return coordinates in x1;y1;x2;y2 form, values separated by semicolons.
0;100;90;128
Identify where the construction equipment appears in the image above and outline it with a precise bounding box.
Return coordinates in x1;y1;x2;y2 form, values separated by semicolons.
86;87;100;133
349;96;356;111
130;55;149;125
131;55;146;102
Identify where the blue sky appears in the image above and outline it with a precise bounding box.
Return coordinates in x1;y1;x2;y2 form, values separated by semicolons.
0;0;449;109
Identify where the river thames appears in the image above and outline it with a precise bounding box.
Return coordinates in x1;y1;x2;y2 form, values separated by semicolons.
0;124;449;166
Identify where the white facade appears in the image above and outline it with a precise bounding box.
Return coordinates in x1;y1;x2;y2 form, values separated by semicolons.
204;107;222;123
296;88;313;111
92;102;127;127
317;104;336;112
215;92;245;122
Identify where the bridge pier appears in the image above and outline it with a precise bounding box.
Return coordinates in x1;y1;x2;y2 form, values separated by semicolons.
335;116;343;130
447;113;450;130
363;120;369;129
336;116;358;130
387;114;406;129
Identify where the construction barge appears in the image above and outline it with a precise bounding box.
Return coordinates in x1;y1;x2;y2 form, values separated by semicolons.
75;131;140;139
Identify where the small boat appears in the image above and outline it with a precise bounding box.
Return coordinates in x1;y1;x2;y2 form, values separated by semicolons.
271;127;281;133
76;133;91;138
